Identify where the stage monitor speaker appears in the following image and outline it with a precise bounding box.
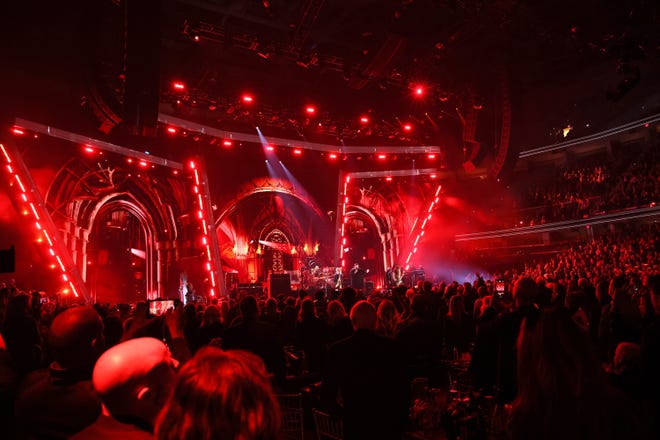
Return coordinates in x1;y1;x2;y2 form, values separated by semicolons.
269;273;291;297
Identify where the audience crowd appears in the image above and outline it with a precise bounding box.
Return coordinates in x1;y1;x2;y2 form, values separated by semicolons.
513;146;658;225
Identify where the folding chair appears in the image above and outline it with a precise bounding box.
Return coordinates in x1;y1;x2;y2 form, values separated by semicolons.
278;393;304;440
312;408;343;440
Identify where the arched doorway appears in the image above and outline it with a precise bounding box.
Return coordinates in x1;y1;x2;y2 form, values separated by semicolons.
87;199;156;304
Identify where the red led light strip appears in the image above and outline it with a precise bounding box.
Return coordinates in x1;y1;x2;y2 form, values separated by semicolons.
405;184;441;270
0;142;89;301
188;159;225;297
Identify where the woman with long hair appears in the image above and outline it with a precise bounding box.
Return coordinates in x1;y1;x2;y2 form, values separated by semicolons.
155;347;280;440
376;299;400;338
509;307;642;440
326;300;353;343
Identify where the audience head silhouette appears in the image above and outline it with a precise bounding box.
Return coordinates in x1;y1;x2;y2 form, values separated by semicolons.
49;306;104;369
93;337;177;430
350;300;377;330
155;346;280;440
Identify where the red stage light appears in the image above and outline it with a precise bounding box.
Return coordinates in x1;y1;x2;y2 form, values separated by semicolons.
377;153;387;160
139;160;148;168
305;106;316;115
427;153;436;159
242;94;254;103
11;127;25;136
293;148;302;155
265;145;275;152
385;176;393;181
329;153;338;159
359;116;369;124
413;85;425;97
167;127;177;134
172;82;186;91
403;123;412;132
222;139;233;147
84;146;95;153
193;35;200;42
430;173;437;179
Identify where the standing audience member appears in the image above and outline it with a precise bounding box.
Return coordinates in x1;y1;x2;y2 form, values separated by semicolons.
641;274;660;439
294;298;328;374
326;300;353;343
376;299;400;338
71;337;178;439
509;307;642;439
1;293;40;375
14;307;104;439
155;347;280;440
322;301;410;440
222;296;286;387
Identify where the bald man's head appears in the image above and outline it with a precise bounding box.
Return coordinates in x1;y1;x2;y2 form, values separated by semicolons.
350;300;377;330
93;337;176;427
49;306;104;369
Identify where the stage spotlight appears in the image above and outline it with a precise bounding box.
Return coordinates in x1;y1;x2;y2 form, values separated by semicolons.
385;176;393;182
427;153;436;159
242;94;254;104
359;115;369;124
305;105;316;115
412;84;425;97
328;153;338;160
430;173;437;179
166;127;177;134
193;35;200;42
84;146;95;154
377;153;387;160
293;148;302;155
11;127;25;136
265;145;275;152
222;139;233;147
403;123;413;132
172;81;186;91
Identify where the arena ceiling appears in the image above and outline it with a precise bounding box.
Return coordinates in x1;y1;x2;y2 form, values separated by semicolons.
1;0;659;170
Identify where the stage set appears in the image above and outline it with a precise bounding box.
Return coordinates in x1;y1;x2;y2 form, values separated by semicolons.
0;117;448;304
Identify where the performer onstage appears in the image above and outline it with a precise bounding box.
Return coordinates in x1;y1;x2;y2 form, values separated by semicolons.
333;267;343;289
392;265;404;287
350;263;368;290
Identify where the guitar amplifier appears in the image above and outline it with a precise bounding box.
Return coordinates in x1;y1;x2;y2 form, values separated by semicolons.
269;273;291;297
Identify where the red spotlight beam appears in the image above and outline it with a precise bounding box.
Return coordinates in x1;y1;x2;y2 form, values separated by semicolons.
0;141;90;303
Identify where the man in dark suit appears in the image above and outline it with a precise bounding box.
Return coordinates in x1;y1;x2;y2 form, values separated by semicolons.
349;263;368;291
14;307;104;439
222;295;286;386
322;301;410;440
